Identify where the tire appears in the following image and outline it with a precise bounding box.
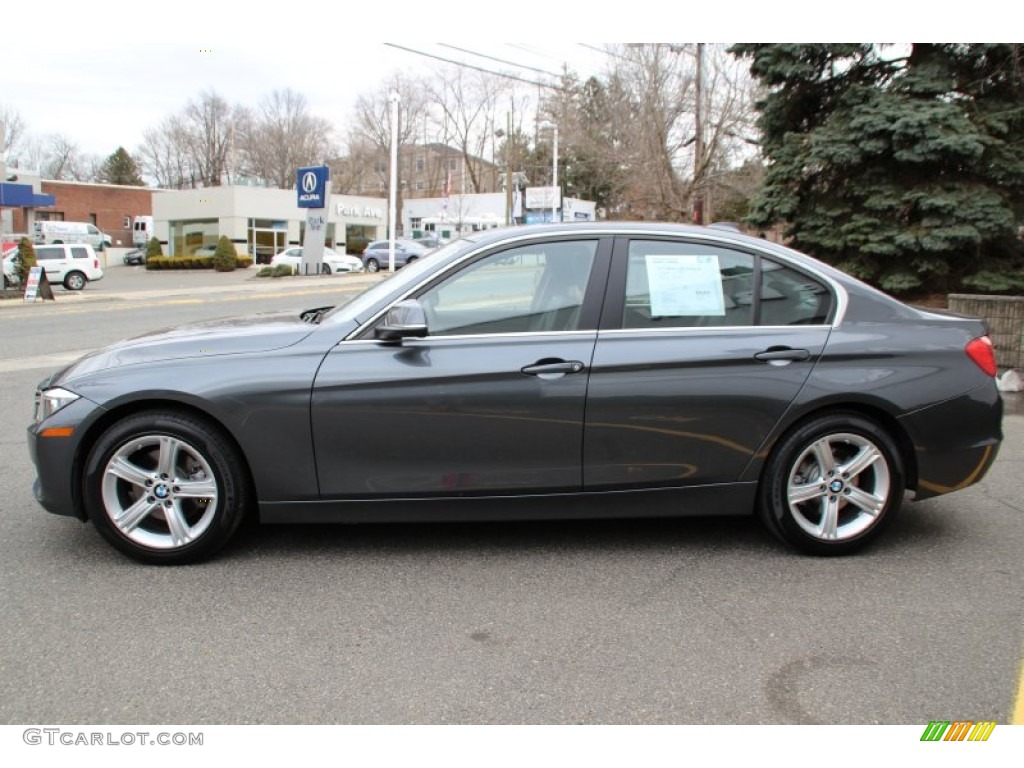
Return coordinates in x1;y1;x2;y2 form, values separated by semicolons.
82;410;251;564
64;271;87;290
758;412;904;555
365;258;380;273
405;256;417;265
321;263;331;275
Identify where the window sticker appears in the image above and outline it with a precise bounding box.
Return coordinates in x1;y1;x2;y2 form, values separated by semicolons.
645;254;726;316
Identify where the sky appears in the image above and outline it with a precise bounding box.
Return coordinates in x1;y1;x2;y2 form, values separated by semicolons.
1;2;1003;165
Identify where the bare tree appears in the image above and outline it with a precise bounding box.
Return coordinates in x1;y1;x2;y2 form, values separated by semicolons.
1;105;27;162
426;66;508;193
543;44;757;222
41;134;94;181
240;89;334;189
137;91;248;188
180;90;248;187
138;116;195;189
353;73;431;232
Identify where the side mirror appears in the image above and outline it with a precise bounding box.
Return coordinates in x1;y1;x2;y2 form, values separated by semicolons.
376;299;429;342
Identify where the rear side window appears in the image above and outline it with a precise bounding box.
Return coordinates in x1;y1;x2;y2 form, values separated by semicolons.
759;260;834;326
71;247;90;259
35;247;64;261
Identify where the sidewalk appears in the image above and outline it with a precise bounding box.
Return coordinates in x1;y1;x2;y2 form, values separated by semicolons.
0;265;388;310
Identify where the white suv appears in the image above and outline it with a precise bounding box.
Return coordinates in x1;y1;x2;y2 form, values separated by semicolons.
32;244;105;290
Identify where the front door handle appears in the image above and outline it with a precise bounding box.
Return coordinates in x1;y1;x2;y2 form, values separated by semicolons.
754;347;811;364
521;360;586;377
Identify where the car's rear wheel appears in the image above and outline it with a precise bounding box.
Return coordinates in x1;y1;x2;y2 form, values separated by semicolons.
406;256;417;265
365;258;379;273
64;271;86;290
321;263;331;275
82;411;250;564
758;412;904;555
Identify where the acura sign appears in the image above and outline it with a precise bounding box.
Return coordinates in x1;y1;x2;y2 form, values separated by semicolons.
296;166;329;209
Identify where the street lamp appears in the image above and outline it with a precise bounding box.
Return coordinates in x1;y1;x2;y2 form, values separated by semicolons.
388;91;400;272
538;121;558;222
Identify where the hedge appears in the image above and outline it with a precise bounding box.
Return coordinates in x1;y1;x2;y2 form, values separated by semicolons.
146;255;254;271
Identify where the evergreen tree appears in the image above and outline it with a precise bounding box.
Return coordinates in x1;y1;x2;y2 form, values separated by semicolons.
212;235;236;272
145;237;163;258
99;147;145;186
732;44;1024;294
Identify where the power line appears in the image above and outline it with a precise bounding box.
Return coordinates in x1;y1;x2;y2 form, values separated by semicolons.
384;44;572;93
437;44;561;79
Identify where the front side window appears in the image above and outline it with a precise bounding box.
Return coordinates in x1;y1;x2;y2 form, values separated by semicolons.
415;240;598;336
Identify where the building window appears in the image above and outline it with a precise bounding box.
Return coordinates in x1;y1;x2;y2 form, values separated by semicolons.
89;213;97;225
415;157;425;172
415;181;425;191
168;219;219;257
447;159;458;171
374;160;387;173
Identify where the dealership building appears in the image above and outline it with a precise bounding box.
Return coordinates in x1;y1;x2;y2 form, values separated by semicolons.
152;186;388;262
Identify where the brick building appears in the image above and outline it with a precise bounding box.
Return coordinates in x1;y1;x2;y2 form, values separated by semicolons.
12;180;157;247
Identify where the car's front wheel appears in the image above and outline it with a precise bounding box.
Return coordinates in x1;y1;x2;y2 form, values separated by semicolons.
365;258;379;273
758;412;905;555
82;410;250;564
63;271;86;290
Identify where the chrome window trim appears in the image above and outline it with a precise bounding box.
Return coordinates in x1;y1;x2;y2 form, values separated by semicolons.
340;330;598;346
598;324;833;337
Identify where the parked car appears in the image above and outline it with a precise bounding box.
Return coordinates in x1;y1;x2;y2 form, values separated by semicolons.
123;248;146;266
361;239;433;272
28;222;1003;564
2;250;20;287
30;243;104;290
270;247;363;275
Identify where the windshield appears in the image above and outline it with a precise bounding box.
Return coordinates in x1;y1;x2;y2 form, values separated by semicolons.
320;238;477;325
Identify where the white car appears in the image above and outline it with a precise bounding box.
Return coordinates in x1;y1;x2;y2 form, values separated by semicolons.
270;247;364;275
32;243;105;290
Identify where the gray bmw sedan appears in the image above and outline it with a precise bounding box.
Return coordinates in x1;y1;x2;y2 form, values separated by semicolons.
29;223;1003;563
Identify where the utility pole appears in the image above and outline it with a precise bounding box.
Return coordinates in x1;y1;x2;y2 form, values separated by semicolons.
693;42;705;225
505;111;512;226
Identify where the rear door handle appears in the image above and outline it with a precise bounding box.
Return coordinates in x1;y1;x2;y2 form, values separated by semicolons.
754;347;811;363
521;360;586;377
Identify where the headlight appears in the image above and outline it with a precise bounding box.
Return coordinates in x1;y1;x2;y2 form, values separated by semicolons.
34;387;80;423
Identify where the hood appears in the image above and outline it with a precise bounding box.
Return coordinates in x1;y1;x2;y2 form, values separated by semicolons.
57;311;316;380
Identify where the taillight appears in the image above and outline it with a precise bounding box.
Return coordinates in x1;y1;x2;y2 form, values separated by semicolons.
965;336;997;377
94;259;99;268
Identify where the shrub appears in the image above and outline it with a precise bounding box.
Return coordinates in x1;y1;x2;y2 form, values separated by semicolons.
256;264;294;278
213;236;236;272
145;237;163;258
17;237;36;284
